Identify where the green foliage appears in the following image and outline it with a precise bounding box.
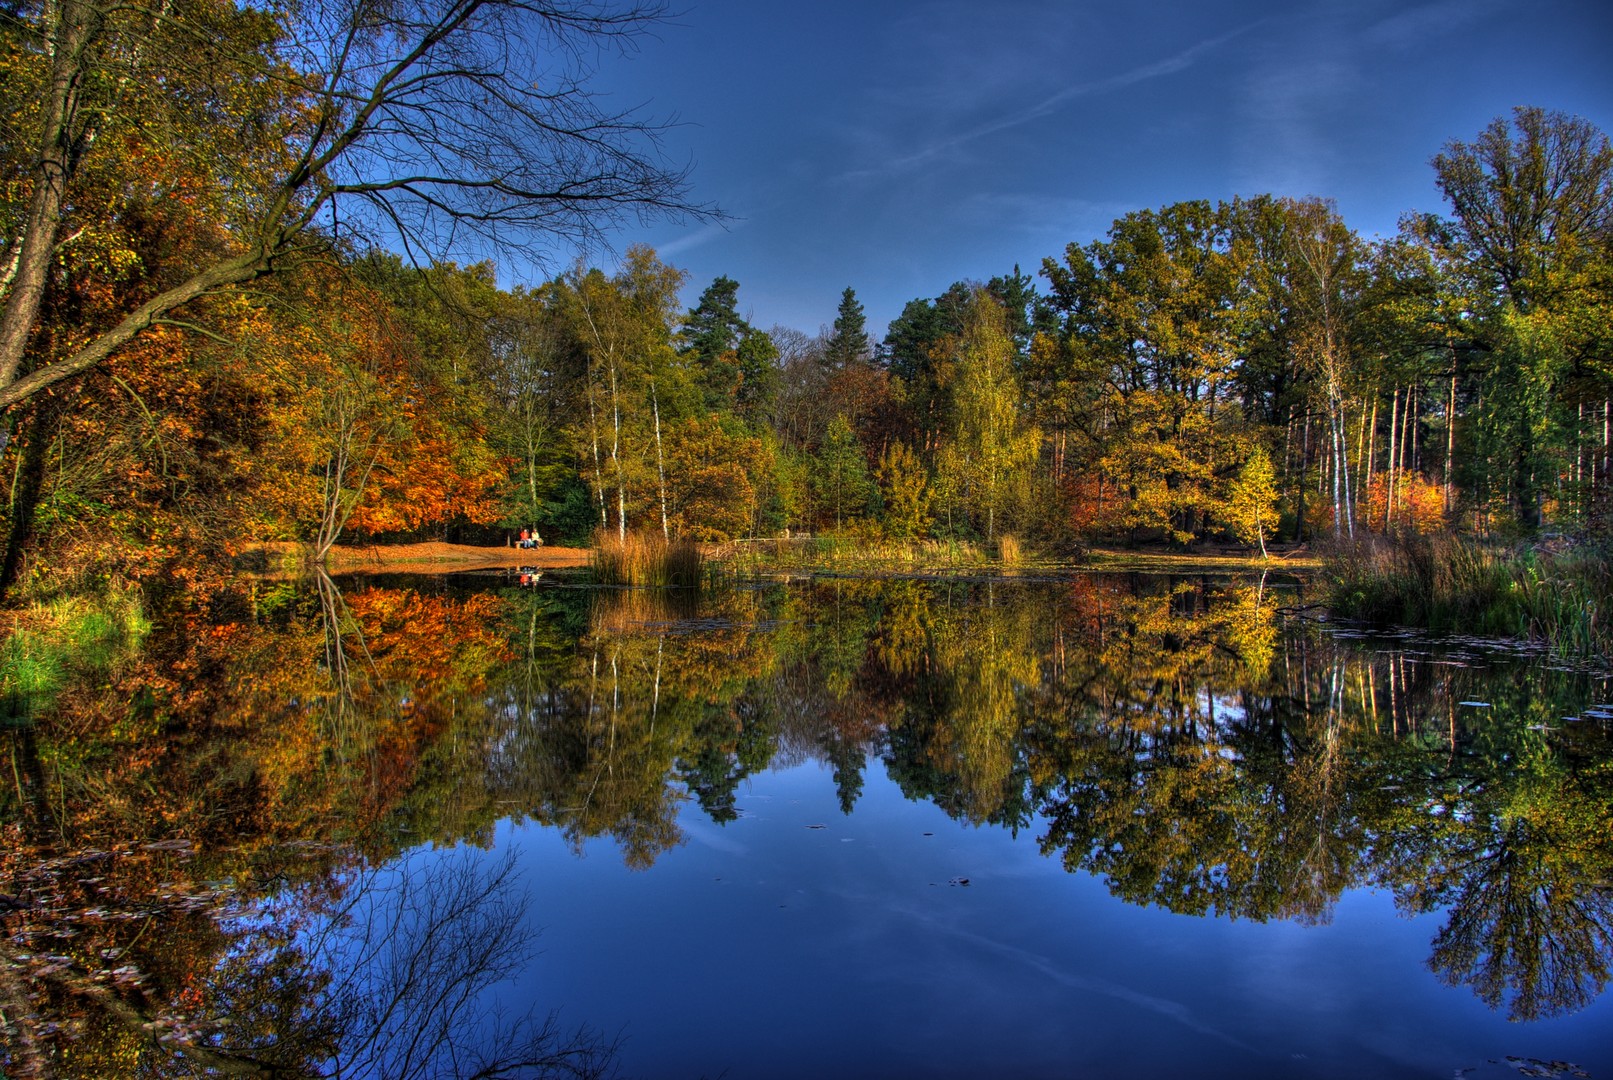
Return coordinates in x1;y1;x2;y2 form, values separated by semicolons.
935;292;1041;542
679;276;780;421
823;287;871;370
811;414;875;530
1;584;150;721
752;435;809;536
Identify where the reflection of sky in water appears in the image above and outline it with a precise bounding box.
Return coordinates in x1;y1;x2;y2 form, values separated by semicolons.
493;754;1613;1080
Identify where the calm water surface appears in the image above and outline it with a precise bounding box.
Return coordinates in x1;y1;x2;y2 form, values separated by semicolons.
6;570;1612;1078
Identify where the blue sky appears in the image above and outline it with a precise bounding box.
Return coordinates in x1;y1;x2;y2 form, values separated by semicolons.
571;0;1613;338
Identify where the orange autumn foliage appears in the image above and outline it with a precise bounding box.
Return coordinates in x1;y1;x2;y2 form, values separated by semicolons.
1359;474;1449;534
1062;472;1128;538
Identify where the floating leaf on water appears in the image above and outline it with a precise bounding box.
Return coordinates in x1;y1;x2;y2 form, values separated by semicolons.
140;840;195;853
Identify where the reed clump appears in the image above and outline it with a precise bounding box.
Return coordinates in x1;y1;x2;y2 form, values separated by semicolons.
995;534;1022;566
1325;534;1611;659
590;530;704;588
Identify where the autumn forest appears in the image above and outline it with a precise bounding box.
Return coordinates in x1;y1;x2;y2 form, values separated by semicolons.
4;0;1613;1075
1;0;1612;600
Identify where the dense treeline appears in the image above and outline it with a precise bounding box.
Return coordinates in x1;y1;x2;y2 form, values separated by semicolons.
2;0;1612;591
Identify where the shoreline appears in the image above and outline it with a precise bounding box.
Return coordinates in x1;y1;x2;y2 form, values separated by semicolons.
236;539;1320;578
238;541;591;575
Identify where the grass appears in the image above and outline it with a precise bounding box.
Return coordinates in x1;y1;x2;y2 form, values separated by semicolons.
1083;546;1322;573
714;533;1322;579
590;530;704;588
996;534;1022;566
0;583;151;721
718;534;992;575
1324;534;1612;660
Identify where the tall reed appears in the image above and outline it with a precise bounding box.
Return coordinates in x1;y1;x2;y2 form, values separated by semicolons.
1325;534;1611;659
995;534;1022;566
590;530;704;588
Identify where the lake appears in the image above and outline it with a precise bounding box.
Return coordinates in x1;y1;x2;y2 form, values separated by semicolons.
5;569;1611;1078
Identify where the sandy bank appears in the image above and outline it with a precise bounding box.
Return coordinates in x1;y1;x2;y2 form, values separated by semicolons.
240;541;590;575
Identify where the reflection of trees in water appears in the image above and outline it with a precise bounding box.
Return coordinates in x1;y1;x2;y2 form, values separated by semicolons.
483;577;1613;1021
741;574;1613;1020
2;841;614;1078
1376;760;1613;1021
2;576;619;1078
219;847;617;1079
8;570;1613;1065
1422;814;1613;1021
355;577;1613;1020
883;582;1041;828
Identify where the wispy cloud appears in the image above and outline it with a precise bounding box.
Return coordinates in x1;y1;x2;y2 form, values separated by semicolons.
1359;0;1508;50
837;19;1267;185
654;218;744;258
1231;58;1359;197
819;882;1261;1052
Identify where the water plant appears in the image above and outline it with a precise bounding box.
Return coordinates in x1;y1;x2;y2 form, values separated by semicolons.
1325;534;1611;660
590;530;705;588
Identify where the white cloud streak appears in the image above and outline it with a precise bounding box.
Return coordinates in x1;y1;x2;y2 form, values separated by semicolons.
837;18;1267;185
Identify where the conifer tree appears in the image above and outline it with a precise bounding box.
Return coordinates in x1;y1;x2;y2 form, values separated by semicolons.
823;287;871;371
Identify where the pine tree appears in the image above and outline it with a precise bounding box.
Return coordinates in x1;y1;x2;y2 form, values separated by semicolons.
823;287;870;371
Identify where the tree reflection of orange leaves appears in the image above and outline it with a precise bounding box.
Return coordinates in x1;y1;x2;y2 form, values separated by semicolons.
230;588;518;838
344;589;515;689
1063;574;1123;632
